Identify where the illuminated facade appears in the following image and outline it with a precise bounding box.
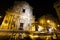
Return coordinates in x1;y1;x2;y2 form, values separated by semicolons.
1;1;35;31
54;1;60;22
38;14;58;32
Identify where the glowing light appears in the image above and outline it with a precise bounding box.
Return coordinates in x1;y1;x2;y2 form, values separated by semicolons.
47;20;50;23
57;25;60;27
49;28;53;33
38;25;44;32
33;35;39;38
39;19;45;25
31;26;35;31
29;34;33;39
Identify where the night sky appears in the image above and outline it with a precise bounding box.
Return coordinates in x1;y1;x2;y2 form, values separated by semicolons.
0;0;58;24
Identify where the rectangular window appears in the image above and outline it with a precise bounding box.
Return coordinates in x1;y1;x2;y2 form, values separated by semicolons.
19;23;24;30
23;9;25;13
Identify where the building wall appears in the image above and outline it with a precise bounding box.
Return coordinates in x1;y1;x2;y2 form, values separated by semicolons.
54;1;60;22
0;1;35;31
12;1;35;30
38;14;58;29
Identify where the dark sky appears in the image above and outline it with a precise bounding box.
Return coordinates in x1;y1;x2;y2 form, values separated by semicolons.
0;0;58;24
